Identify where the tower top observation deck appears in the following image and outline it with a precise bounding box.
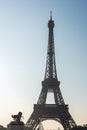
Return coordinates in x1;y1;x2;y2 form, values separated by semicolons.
48;11;54;28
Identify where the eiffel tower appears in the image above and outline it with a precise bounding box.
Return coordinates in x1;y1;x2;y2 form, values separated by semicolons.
26;13;77;130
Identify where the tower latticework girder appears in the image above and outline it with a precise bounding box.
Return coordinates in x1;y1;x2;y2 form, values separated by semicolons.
26;13;77;130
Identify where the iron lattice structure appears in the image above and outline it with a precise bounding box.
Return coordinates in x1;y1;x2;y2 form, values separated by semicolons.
26;13;77;130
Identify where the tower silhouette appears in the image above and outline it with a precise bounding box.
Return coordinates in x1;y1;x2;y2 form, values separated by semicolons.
26;13;77;130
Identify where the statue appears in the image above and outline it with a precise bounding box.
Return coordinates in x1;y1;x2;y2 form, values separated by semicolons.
7;112;24;130
10;112;24;125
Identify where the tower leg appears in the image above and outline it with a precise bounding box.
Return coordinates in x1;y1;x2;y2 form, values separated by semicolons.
26;111;40;130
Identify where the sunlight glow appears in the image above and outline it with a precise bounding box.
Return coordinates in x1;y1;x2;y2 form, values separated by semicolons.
42;120;64;130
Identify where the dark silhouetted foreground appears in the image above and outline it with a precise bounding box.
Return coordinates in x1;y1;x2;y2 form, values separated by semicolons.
71;125;87;130
0;125;6;130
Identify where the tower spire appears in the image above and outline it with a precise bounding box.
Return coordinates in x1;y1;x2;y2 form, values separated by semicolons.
50;11;52;20
44;12;57;80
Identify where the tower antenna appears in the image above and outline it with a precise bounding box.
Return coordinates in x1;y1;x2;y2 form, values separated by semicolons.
50;11;52;20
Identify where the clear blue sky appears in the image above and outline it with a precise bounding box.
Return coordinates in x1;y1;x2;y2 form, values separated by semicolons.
0;0;87;129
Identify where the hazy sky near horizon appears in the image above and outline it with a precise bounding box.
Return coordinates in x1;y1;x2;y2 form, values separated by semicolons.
0;0;87;129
